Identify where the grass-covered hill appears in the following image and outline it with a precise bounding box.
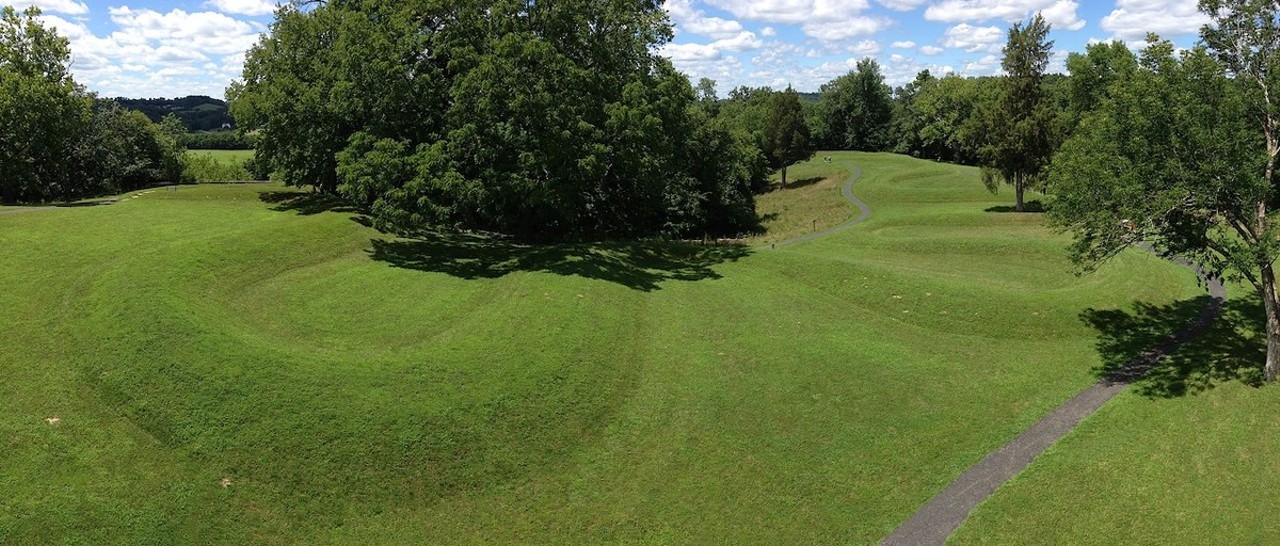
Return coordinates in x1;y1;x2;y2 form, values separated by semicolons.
1;153;1272;544
112;95;233;132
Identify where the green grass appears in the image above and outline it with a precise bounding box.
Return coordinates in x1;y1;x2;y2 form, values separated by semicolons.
186;149;255;163
951;280;1278;545
184;149;256;182
0;152;1218;543
751;161;856;244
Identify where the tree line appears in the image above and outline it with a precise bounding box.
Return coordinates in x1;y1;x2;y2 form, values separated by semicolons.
0;6;186;203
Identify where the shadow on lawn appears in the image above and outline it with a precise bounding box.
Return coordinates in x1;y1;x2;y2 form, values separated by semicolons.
369;232;751;291
258;190;362;216
1083;293;1266;398
984;200;1045;213
778;176;825;190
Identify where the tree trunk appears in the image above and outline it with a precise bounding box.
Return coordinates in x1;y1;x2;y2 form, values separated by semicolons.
781;165;788;189
1262;264;1280;382
1015;172;1025;213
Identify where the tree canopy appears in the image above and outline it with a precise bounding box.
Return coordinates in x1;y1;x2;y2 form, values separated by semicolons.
0;6;182;203
232;0;762;240
816;58;894;151
980;13;1055;212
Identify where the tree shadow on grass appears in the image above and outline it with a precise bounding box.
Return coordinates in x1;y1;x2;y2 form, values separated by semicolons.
779;176;826;190
1083;293;1265;398
368;232;751;291
984;200;1045;213
258;190;362;216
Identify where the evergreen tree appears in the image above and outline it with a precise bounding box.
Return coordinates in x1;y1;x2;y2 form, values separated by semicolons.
763;86;814;188
980;13;1054;212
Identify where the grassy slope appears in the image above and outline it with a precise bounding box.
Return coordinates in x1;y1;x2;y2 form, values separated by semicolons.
751;160;855;244
952;280;1279;545
0;152;1204;544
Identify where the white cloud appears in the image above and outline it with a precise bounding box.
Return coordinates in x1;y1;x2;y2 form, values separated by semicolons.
702;0;888;42
667;0;752;40
878;0;928;10
31;7;264;97
5;0;87;15
925;0;1083;30
205;0;278;17
892;40;917;48
943;23;1005;53
963;54;1001;75
802;16;888;42
849;39;881;55
1041;0;1085;31
761;26;776;36
1101;0;1209;41
920;45;944;55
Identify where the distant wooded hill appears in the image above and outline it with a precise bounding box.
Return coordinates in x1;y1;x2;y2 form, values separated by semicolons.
112;96;233;132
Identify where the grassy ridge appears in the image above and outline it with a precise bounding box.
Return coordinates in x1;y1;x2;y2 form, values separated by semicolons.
0;152;1206;543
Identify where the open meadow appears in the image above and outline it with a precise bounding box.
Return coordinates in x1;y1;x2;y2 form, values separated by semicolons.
2;152;1271;544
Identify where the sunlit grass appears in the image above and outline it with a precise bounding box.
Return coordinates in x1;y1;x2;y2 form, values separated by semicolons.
0;152;1209;544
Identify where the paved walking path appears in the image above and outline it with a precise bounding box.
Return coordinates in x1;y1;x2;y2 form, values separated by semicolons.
762;160;1226;546
881;256;1225;546
770;164;870;248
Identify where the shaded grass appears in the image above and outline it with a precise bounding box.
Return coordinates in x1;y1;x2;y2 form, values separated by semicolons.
0;153;1211;544
950;282;1275;545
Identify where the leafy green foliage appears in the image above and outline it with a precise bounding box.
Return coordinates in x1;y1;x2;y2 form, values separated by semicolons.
0;7;184;202
816;58;894;151
232;0;760;240
112;95;235;132
979;14;1056;212
763;86;815;188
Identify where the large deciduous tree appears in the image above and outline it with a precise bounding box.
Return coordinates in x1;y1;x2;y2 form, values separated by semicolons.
980;13;1054;212
0;6;90;202
1047;31;1280;381
762;86;814;189
816;58;893;151
1200;0;1280;381
232;0;761;240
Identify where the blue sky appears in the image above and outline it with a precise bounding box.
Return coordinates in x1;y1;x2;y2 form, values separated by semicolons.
4;0;1209;98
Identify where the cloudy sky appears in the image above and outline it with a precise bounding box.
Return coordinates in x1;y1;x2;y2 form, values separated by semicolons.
5;0;1208;99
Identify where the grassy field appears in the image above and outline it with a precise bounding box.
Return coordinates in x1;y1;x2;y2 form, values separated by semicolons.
184;149;256;182
0;152;1234;543
186;149;255;163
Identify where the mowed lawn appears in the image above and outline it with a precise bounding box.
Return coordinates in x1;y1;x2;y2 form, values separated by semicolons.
0;152;1214;544
952;278;1280;545
186;148;255;164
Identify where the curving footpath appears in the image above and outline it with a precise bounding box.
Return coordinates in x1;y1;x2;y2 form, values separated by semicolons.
766;160;1226;546
770;164;870;248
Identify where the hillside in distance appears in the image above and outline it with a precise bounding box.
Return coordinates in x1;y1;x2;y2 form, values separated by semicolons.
112;95;233;132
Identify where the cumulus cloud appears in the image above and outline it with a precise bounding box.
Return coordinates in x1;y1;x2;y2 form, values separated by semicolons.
943;23;1005;53
702;0;889;42
6;0;88;15
877;0;928;10
1101;0;1209;41
920;45;944;55
892;40;917;48
925;0;1083;30
205;0;278;17
32;7;265;97
963;54;1001;75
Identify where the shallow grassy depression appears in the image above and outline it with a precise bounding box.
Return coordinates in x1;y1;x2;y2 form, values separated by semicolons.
0;152;1206;543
